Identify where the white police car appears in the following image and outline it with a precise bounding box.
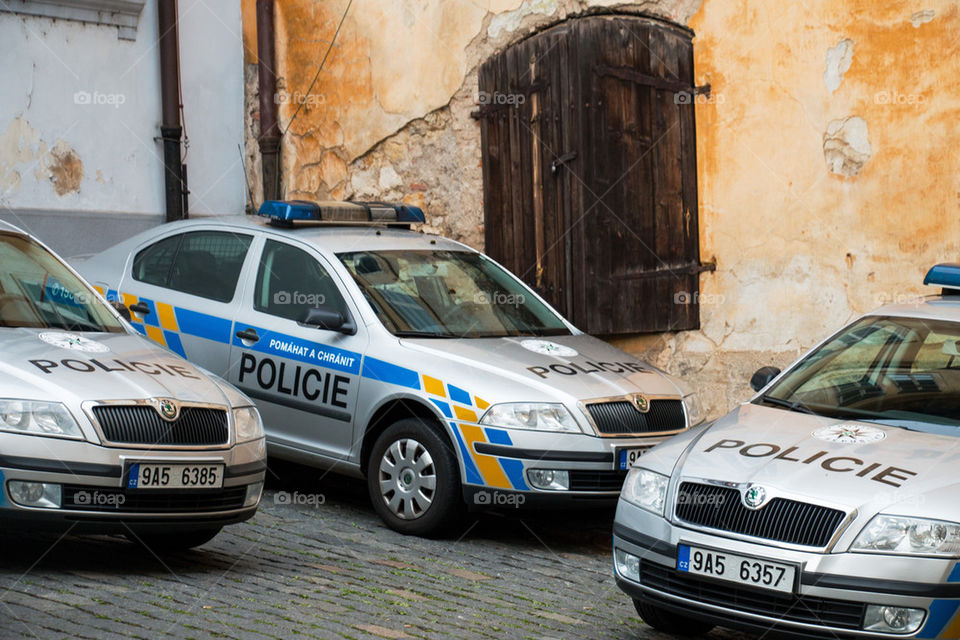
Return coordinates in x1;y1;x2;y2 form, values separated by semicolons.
0;220;266;550
77;200;704;536
614;264;960;638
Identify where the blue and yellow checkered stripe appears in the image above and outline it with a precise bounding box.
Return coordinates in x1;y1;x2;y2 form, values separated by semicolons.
96;288;231;358
361;357;527;491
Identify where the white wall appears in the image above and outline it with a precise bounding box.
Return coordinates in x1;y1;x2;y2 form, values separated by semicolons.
0;0;245;253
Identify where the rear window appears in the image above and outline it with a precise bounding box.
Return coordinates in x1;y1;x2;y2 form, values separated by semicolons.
133;231;252;303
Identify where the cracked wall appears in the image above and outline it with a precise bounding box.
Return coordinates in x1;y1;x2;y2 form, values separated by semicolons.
242;0;960;419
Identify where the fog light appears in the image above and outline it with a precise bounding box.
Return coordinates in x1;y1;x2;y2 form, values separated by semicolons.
8;481;61;508
244;481;264;507
526;469;569;491
614;548;640;582
864;605;924;634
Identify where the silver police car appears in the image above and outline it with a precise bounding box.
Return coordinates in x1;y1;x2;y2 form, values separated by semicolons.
0;220;266;550
614;264;960;639
77;200;704;536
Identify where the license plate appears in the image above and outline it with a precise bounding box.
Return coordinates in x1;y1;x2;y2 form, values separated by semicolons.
677;544;796;594
127;463;224;490
617;447;648;470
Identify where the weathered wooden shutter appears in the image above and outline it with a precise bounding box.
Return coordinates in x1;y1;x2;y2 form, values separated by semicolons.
478;14;709;335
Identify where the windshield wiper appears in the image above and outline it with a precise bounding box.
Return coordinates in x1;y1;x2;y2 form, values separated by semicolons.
757;394;818;415
393;331;455;339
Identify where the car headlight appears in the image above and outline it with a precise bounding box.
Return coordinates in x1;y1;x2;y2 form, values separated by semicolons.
0;400;83;439
621;467;669;515
683;393;705;426
233;406;265;443
479;403;581;433
852;515;960;556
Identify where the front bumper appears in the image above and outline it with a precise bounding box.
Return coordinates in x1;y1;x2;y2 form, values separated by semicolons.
0;436;267;534
455;425;676;507
613;499;960;639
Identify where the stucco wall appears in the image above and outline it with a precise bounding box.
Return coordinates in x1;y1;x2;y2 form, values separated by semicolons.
242;0;960;419
0;0;247;255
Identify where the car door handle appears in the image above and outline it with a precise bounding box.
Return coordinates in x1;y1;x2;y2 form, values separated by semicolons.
235;328;260;343
129;302;151;315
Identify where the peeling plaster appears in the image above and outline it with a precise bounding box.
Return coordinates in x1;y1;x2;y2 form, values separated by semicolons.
37;140;84;197
823;38;854;93
488;0;560;38
911;9;935;27
823;116;872;177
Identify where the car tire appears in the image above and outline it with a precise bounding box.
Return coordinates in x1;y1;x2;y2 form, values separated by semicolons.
633;599;714;637
127;527;222;552
366;418;463;537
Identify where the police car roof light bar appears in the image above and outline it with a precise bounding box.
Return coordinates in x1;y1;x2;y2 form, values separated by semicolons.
924;263;960;295
257;200;425;226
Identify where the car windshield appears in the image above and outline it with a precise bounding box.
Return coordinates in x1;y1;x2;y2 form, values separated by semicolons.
338;249;571;338
0;232;124;333
759;315;960;428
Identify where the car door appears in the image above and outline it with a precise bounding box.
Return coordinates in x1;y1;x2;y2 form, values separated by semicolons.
227;238;368;464
116;228;256;377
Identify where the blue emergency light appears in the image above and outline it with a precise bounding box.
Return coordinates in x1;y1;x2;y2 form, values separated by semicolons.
257;199;425;226
924;263;960;293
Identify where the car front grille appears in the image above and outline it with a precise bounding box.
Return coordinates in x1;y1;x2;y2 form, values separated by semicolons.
585;400;685;435
568;470;627;492
61;486;247;513
639;561;866;630
92;405;229;446
675;482;846;548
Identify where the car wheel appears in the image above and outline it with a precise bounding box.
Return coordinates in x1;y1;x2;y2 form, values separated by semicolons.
127;527;222;552
367;418;463;537
634;599;714;637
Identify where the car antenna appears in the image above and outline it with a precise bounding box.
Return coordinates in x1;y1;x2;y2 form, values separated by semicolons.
239;143;255;214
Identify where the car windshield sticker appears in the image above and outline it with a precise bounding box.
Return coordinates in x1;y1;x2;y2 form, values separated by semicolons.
38;332;110;353
813;424;886;444
519;339;578;357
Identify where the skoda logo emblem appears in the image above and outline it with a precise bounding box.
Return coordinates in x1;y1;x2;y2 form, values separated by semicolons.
743;485;767;509
632;394;650;413
157;399;179;422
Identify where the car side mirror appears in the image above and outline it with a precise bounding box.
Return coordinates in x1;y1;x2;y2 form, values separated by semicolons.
750;366;781;392
110;300;132;322
300;308;355;335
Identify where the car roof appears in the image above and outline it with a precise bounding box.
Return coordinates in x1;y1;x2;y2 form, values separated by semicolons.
160;215;474;254
868;297;960;323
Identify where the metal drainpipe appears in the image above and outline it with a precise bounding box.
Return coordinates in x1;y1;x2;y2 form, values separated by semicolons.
257;0;280;203
158;0;186;221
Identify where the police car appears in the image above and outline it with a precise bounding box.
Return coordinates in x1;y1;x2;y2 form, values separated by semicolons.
76;200;704;536
614;264;960;638
0;221;266;550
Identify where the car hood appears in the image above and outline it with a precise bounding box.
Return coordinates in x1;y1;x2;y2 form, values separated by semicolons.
0;328;236;406
677;403;960;516
398;333;685;401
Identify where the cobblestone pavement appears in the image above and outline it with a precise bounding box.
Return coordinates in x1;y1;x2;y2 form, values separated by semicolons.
0;462;750;640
